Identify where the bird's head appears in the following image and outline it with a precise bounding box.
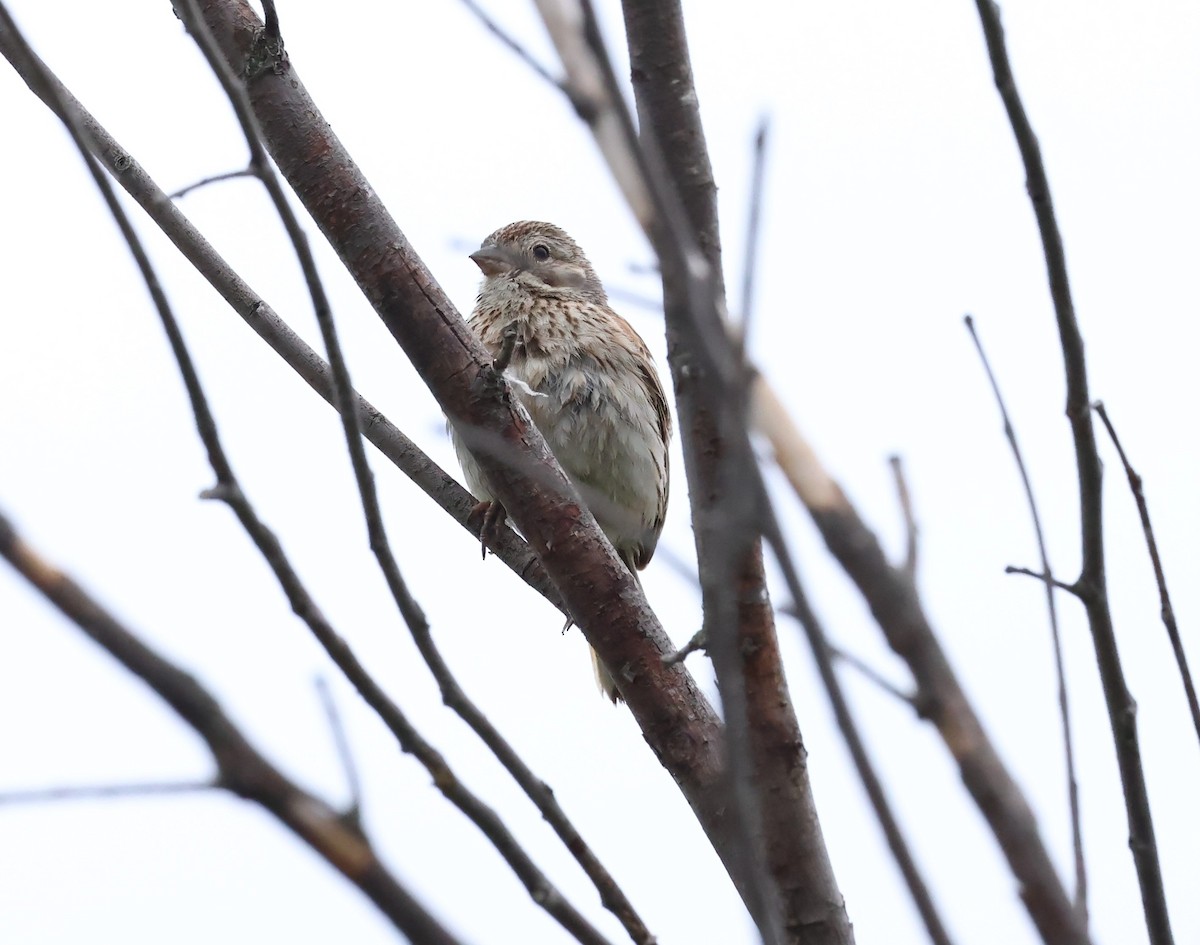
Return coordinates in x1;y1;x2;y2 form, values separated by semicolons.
470;221;606;303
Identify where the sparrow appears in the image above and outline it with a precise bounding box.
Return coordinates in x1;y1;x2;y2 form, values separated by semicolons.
451;221;671;701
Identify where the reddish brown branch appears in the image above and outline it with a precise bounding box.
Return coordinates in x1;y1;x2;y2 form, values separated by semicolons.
185;0;754;917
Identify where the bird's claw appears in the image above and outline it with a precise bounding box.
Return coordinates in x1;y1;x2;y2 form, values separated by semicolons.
468;500;508;559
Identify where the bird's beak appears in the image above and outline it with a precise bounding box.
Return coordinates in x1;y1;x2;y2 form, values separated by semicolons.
469;246;511;277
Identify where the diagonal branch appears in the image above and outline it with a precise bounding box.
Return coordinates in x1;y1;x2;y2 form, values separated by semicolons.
0;24;561;612
1093;401;1198;749
965;314;1086;922
183;0;753;923
2;22;651;943
176;9;644;939
0;10;613;940
972;3;1171;942
0;508;463;945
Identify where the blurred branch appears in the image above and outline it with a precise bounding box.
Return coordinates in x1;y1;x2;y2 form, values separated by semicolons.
972;3;1170;941
316;677;363;826
456;0;562;88
0;508;462;945
614;4;959;942
827;644;917;709
0;780;217;805
535;3;961;943
564;2;811;939
533;2;961;941
664;627;706;666
760;513;952;945
965;314;1086;920
753;376;1089;945
887;456;919;580
1093;401;1198;748
1005;566;1076;593
739;117;769;343
533;0;654;233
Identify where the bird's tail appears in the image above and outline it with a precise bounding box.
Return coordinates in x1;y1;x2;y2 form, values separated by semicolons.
591;645;622;704
589;550;643;704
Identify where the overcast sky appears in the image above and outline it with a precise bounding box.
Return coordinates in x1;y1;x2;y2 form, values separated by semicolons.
1;2;1197;944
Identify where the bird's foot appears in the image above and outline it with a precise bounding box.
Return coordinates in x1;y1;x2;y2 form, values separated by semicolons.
468;500;508;560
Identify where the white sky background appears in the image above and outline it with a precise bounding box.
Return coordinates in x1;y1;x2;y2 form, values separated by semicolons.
1;1;1197;943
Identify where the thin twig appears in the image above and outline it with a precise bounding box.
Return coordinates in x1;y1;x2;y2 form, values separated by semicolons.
663;628;706;666
972;5;1169;940
0;780;216;805
169;166;257;199
888;455;919;580
0;507;463;945
316;676;363;826
456;0;563;88
175;5;616;943
739;117;769;346
828;644;917;709
1093;401;1199;748
1006;566;1078;595
965;314;1087;920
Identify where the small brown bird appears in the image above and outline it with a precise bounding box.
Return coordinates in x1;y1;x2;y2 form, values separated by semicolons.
451;221;671;702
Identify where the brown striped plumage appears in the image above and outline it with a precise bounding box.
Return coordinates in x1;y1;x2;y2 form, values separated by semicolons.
451;221;671;702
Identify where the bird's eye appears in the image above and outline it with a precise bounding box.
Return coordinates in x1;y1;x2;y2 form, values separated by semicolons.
532;243;551;262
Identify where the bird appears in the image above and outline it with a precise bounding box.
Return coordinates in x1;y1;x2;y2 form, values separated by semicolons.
450;221;671;702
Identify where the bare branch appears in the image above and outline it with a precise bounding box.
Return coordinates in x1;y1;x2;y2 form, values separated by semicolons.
0;780;217;805
762;514;953;945
0;21;653;944
528;5;963;943
179;5;744;936
1006;566;1079;595
0;23;564;612
971;4;1170;940
169;166;258;199
664;628;706;666
316;677;363;827
1093;401;1199;749
171;6;621;943
561;4;798;939
887;455;919;580
827;644;917;710
965;314;1086;919
755;379;1089;943
739;117;769;343
0;507;463;945
533;0;654;232
456;0;562;89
